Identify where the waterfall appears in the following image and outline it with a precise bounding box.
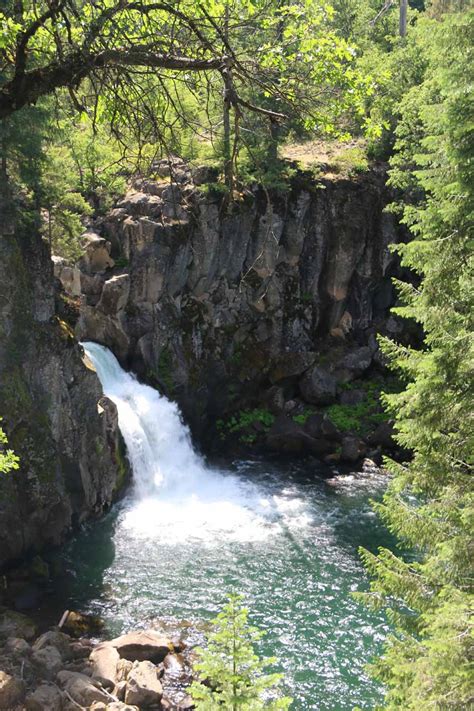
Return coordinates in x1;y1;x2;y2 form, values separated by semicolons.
82;342;278;542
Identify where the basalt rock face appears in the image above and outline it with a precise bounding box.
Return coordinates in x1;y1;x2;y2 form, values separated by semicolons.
0;198;128;568
69;163;405;450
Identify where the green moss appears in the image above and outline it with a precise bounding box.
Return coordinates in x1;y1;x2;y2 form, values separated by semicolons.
147;347;175;394
114;435;129;493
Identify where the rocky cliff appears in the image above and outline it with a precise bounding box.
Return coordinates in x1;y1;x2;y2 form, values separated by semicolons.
0;195;128;568
61;161;409;460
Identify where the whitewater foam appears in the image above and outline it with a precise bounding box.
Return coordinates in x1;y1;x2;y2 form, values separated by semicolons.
82;342;306;543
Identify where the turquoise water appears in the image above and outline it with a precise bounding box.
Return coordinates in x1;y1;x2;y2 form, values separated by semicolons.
53;459;391;711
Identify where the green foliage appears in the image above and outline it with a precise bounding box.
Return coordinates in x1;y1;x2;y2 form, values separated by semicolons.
359;9;474;709
189;594;291;710
217;409;275;443
292;408;317;425
325;379;392;434
0;419;19;474
331;145;369;175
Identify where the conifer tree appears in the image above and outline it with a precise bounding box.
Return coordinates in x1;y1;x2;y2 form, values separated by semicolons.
189;594;291;710
359;9;474;709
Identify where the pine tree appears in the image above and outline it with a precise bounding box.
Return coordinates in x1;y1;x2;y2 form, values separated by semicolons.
359;9;474;709
189;594;292;710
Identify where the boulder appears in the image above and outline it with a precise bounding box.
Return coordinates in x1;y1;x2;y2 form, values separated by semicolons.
32;645;63;679
117;191;163;218
269;351;315;384
340;347;373;376
339;389;365;406
33;629;73;660
25;683;63;711
0;610;37;640
90;643;120;689
97;274;130;315
264;386;285;415
109;630;173;663
0;671;25;709
124;661;163;707
116;658;133;682
299;367;337;405
4;636;31;657
60;610;104;638
57;671;110;706
80;231;115;274
266;415;332;455
53;259;82;297
304;414;341;442
340;436;366;463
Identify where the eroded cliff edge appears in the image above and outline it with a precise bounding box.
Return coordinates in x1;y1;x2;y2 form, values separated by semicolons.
0;196;129;567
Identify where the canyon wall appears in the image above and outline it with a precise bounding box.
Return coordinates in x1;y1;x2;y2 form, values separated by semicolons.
69;162;407;456
0;196;128;567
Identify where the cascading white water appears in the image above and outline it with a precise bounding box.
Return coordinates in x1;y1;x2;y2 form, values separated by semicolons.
82;342;299;542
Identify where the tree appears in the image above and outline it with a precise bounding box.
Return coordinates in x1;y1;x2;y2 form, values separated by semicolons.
0;1;377;189
189;594;292;710
0;419;19;474
359;9;474;709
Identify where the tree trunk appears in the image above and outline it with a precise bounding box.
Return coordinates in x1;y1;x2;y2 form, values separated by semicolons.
399;0;408;37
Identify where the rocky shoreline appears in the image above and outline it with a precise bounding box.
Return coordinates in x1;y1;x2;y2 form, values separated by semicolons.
0;609;196;710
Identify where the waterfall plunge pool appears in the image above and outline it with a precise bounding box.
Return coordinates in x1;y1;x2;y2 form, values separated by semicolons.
50;343;393;710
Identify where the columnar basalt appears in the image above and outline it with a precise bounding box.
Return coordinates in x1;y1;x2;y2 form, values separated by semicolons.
64;162;409;456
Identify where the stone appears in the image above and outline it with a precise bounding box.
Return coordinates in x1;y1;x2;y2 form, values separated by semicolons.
192;164;219;185
269;351;316;384
25;683;63;711
340;436;366;463
299;367;337;405
33;629;73;660
61;610;104;638
97;274;130;315
53;259;82;297
116;658;133;682
303;414;341;442
4;636;31;657
32;645;63;679
117;192;163;218
70;639;95;659
124;661;163;707
340;346;373;376
105;703;139;711
266;415;332;455
264;386;285;415
0;610;37;641
57;671;110;706
90;643;120;689
80;231;115;273
109;630;173;663
339;389;366;405
0;671;25;709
